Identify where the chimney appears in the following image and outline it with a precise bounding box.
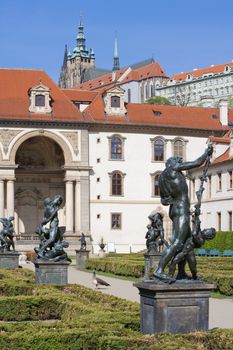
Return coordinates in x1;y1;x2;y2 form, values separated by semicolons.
219;99;228;125
112;71;116;82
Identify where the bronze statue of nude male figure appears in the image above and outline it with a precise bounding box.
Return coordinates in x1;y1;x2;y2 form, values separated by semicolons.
153;144;213;282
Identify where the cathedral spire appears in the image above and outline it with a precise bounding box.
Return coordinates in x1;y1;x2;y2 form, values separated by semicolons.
112;36;120;71
76;16;86;51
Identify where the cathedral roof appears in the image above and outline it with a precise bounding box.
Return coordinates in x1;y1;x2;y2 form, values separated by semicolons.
76;62;168;90
0;69;83;122
82;67;111;82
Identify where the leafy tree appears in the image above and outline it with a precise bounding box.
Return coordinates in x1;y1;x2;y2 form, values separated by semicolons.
146;96;171;105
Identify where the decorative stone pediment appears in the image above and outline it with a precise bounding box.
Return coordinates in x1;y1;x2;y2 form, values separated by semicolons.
103;86;127;116
29;82;52;114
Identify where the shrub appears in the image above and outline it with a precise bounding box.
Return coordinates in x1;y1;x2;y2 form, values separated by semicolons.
0;269;232;349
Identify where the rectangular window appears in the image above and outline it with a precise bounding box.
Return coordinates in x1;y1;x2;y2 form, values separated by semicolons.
217;173;222;191
111;213;122;230
35;94;45;107
228;171;233;189
228;211;232;231
217;212;221;231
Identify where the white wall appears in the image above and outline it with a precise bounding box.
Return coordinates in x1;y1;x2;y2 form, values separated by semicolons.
191;161;233;232
89;129;209;253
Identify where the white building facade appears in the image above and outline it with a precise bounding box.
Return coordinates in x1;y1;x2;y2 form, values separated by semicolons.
156;62;233;107
190;132;233;232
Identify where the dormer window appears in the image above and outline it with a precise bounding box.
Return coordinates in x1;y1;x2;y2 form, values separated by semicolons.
103;86;127;116
224;65;230;73
29;82;52;114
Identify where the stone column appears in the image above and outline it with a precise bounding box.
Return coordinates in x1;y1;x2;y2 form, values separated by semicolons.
75;180;81;233
14;210;19;236
7;179;14;217
65;180;74;233
80;176;90;232
0;179;4;218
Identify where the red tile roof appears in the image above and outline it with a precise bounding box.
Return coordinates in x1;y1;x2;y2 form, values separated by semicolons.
209;130;231;144
212;147;233;165
62;89;98;102
0;69;83;122
83;91;231;131
77;68;128;91
76;62;168;91
172;62;233;81
120;63;168;84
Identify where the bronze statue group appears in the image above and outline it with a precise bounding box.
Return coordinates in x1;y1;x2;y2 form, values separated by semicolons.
148;144;216;283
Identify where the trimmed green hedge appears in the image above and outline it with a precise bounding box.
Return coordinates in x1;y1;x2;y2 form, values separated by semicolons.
0;269;232;349
86;255;233;296
203;231;233;250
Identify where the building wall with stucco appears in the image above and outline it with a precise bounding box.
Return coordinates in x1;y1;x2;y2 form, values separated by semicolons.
89;128;209;253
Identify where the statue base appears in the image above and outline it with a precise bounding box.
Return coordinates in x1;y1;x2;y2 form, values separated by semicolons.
34;259;71;285
0;251;20;269
144;252;161;280
75;249;90;270
134;280;215;334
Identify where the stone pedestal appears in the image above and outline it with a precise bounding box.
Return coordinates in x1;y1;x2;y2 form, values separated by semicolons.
98;249;106;258
144;252;161;280
34;259;71;285
134;281;215;334
75;249;90;270
0;252;20;269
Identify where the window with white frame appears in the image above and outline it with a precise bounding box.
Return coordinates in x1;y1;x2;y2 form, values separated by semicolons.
153;138;165;161
152;172;161;196
228;170;233;189
217;173;222;191
109;135;124;160
228;211;232;231
111;213;122;229
173;139;185;159
217;212;221;231
109;171;125;196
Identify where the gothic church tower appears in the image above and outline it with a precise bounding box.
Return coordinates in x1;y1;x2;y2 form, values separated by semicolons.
59;18;95;88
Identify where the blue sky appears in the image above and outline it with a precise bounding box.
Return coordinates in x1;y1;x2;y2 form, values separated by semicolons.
1;0;233;83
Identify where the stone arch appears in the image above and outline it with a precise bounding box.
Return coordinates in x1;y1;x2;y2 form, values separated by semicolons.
8;130;74;166
13;134;67;238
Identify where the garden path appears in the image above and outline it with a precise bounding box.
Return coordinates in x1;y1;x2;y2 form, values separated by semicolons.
24;262;233;330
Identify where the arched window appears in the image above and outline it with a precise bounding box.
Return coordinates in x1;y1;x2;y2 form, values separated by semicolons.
35;94;45;107
111;95;120;107
154;139;164;161
174;139;184;158
111;172;123;196
111;136;122;160
153;173;161;196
